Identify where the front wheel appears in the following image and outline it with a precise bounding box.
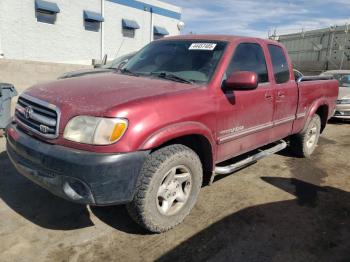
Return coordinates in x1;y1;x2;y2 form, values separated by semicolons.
290;114;321;158
127;144;203;233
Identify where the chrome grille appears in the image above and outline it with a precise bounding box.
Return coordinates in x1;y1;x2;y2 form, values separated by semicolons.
15;94;60;139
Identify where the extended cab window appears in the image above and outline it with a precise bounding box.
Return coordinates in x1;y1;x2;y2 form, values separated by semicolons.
268;45;290;84
226;43;268;83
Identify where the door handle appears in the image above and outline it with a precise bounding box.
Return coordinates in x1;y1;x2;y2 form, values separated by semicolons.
278;92;285;98
265;93;273;100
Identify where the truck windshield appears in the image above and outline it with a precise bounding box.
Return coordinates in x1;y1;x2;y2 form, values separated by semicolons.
122;40;227;84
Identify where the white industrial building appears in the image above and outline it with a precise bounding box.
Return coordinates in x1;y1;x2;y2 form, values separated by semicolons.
0;0;182;64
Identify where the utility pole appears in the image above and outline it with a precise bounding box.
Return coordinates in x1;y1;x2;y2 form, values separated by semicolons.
150;7;153;43
101;0;105;60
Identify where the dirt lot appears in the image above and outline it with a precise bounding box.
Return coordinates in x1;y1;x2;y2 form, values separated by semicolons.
0;121;349;262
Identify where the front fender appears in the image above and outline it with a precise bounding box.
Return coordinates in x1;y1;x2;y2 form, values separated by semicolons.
140;121;215;153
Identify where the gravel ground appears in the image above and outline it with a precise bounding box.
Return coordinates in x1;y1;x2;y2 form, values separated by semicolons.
0;121;349;262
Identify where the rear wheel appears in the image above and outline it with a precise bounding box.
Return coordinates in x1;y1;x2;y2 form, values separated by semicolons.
290;114;321;158
127;144;203;233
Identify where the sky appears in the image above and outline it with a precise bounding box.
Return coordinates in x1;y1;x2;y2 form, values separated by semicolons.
162;0;350;37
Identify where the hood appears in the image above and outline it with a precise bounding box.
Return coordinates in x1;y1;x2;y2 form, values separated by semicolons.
58;68;113;79
339;86;350;99
24;73;197;118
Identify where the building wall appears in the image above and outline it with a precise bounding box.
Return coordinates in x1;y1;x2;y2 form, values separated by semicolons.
0;59;92;114
0;59;91;93
103;1;180;59
0;0;181;65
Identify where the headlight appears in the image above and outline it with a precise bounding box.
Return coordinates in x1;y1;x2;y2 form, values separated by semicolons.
337;99;350;104
63;116;128;145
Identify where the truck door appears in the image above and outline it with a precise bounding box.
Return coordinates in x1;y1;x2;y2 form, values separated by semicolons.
216;42;275;162
267;44;298;140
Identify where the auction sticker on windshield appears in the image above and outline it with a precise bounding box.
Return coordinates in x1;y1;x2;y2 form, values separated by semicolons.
189;43;217;51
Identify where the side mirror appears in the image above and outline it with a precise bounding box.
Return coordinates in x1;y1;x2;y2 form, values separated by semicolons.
224;71;258;90
92;54;108;68
102;54;108;65
117;60;128;70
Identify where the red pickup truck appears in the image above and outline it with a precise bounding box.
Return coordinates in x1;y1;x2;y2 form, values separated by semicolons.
6;35;338;233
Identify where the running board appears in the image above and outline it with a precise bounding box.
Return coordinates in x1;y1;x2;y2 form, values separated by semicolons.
214;140;287;176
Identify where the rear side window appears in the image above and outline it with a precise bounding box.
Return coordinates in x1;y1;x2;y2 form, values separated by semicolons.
268;45;290;84
226;43;268;83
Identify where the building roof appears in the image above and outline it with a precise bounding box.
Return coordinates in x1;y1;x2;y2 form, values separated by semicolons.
142;0;181;13
108;0;181;20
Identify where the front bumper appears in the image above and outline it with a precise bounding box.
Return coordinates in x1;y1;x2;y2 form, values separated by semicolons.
334;103;350;119
6;123;149;205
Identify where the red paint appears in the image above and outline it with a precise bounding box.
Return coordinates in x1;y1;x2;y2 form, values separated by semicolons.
20;35;339;168
225;71;258;89
7;127;19;141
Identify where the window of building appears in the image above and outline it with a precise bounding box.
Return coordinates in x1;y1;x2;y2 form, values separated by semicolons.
123;29;135;38
268;44;290;84
226;43;269;83
122;19;140;38
153;26;169;40
83;10;104;32
35;0;60;24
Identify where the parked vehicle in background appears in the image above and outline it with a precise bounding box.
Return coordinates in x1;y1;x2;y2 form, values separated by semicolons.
58;52;137;79
6;35;339;233
321;70;350;119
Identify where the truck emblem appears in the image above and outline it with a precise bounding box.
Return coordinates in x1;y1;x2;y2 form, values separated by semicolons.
220;126;245;135
25;106;34;119
39;124;49;133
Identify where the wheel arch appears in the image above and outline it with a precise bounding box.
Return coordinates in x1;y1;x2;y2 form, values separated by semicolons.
305;100;329;133
140;122;216;185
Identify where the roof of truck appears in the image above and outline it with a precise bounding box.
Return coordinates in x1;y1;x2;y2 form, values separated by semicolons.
164;34;279;45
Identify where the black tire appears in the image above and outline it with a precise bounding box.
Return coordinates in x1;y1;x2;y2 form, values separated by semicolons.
126;144;203;233
290;114;321;158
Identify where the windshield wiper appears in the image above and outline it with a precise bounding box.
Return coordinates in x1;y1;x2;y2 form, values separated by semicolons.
120;68;139;77
150;72;193;84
